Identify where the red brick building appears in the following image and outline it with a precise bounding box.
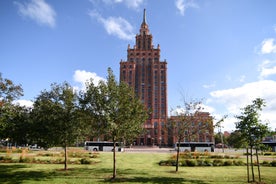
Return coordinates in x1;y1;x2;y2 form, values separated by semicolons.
120;10;167;146
169;112;214;145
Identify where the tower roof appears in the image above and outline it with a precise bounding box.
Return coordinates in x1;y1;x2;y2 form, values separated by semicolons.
140;9;149;35
143;8;146;24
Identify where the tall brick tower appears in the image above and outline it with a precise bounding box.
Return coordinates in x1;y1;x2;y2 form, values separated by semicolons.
120;9;168;146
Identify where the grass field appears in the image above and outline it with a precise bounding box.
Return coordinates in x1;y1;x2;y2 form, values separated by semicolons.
1;151;276;184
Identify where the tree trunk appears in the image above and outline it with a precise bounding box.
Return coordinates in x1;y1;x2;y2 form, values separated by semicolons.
176;139;180;172
250;146;255;182
246;147;249;183
112;141;116;179
64;145;68;170
256;149;261;183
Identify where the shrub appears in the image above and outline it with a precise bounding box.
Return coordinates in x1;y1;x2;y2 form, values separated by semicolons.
159;160;175;166
196;159;204;166
224;155;230;159
0;156;13;163
19;156;34;163
80;158;90;164
178;152;192;159
180;160;187;166
271;160;276;167
210;155;224;159
186;159;197;166
233;160;245;166
89;152;99;158
264;152;274;156
159;160;170;166
204;159;213;166
224;160;233;166
262;160;270;166
213;159;224;166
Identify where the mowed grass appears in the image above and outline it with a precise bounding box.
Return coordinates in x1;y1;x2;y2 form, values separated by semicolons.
1;152;276;184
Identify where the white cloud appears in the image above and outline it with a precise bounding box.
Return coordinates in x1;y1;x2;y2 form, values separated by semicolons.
175;0;198;16
14;100;34;108
88;11;135;40
210;80;276;130
124;0;143;9
101;0;143;9
261;38;276;54
203;81;216;89
14;0;56;28
170;103;214;117
259;60;276;79
239;75;246;82
73;70;106;91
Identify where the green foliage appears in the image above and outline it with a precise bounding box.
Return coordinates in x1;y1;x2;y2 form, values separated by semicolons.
233;160;246;166
0;73;23;103
80;68;148;143
0;73;25;142
80;158;92;164
236;98;269;148
213;159;224;166
30;82;85;170
223;160;233;166
271;160;276;167
186;159;197;166
79;68;148;178
160;153;245;167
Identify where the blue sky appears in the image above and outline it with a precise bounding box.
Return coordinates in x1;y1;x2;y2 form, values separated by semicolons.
1;0;276;131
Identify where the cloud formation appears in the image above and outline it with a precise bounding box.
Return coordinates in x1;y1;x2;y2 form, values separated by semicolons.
73;70;106;91
14;0;56;28
210;80;276;130
175;0;198;16
88;11;135;40
203;81;216;89
100;0;144;9
14;99;34;108
259;60;276;79
261;38;276;54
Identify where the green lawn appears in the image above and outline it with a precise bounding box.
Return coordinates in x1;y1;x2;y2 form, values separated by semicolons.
1;152;276;184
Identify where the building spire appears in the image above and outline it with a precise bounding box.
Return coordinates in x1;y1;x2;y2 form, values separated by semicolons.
140;8;149;35
143;9;146;24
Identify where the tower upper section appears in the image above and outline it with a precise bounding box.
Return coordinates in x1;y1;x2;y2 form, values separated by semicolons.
126;9;159;56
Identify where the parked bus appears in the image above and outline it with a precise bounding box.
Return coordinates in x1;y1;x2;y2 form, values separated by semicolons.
175;142;215;152
84;141;124;152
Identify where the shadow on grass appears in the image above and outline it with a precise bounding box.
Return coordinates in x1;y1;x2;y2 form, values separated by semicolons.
0;165;208;184
0;164;51;184
98;168;208;184
103;176;208;184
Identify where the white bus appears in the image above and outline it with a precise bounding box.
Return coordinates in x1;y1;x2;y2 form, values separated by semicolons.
84;141;124;152
175;142;215;152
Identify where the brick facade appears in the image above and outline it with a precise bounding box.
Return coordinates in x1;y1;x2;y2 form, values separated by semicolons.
120;9;167;146
169;112;214;145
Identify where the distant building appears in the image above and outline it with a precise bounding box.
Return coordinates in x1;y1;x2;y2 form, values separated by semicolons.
119;9;168;146
169;112;214;146
263;131;276;152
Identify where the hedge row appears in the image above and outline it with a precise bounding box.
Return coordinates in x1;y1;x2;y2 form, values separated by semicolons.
0;156;95;165
171;152;239;160
159;159;276;167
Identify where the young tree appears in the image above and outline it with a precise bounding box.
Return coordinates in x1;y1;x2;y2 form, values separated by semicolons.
3;105;31;146
79;68;148;179
169;100;213;172
0;73;23;103
236;98;270;183
214;115;227;152
0;73;24;142
31;82;83;170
